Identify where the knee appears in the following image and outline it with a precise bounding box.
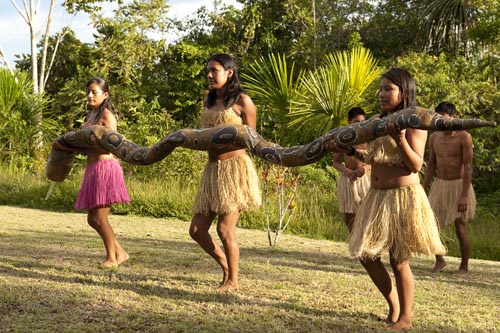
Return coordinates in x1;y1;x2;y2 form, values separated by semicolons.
87;215;99;228
389;258;409;273
217;225;235;243
189;224;200;241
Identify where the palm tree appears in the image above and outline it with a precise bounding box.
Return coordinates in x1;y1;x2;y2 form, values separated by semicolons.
241;53;306;142
423;0;475;55
287;47;383;140
0;69;53;164
242;48;382;144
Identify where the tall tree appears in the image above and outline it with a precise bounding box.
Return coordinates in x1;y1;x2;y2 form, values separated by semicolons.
422;0;475;55
360;0;428;59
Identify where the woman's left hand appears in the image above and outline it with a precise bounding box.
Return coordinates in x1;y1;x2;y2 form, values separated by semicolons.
324;140;352;154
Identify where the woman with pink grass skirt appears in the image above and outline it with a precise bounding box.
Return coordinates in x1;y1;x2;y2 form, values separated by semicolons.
53;77;130;267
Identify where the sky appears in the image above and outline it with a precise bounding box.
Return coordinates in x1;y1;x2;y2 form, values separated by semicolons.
0;0;241;68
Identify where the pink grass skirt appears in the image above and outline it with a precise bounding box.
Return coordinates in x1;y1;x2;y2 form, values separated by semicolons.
75;158;130;210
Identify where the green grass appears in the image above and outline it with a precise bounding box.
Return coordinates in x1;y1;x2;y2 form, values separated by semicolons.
0;164;499;261
1;206;499;332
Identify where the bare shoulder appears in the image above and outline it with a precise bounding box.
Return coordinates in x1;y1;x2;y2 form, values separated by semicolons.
100;108;117;129
238;93;254;107
458;130;472;139
236;94;256;113
428;131;439;143
458;130;473;144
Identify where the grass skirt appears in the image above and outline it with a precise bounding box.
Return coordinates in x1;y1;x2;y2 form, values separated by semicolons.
348;184;446;262
337;172;371;214
75;158;130;210
193;154;261;215
428;178;476;227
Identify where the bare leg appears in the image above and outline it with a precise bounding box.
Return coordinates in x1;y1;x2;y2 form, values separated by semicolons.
343;213;355;233
360;257;399;324
454;218;470;273
389;257;413;331
114;240;129;266
87;206;123;267
432;254;447;273
216;211;241;291
189;212;229;285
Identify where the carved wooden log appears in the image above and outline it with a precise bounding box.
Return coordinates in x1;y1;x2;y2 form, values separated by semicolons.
46;106;497;182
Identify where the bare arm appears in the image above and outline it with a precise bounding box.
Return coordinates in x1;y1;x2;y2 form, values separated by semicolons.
388;123;427;174
239;94;257;129
458;132;473;212
331;152;348;173
422;133;437;192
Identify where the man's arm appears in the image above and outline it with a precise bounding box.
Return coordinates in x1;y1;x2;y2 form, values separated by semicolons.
422;133;437;192
458;132;473;212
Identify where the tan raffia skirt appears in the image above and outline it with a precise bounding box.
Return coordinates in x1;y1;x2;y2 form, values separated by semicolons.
193;154;261;215
337;172;371;214
348;184;446;262
428;178;476;227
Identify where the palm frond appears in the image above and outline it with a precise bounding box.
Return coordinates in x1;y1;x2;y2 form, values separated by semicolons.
242;53;305;112
287;47;382;139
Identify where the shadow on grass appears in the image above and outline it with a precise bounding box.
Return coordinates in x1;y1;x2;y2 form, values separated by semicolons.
0;229;389;332
1;224;498;333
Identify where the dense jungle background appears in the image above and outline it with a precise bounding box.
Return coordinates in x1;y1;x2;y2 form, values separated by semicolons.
1;0;499;260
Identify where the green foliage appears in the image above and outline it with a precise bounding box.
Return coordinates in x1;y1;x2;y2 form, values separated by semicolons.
88;0;170;86
422;0;472;55
360;0;428;59
117;98;207;180
242;48;382;144
0;69;56;165
241;53;306;141
154;42;209;126
287;47;383;140
394;52;500;193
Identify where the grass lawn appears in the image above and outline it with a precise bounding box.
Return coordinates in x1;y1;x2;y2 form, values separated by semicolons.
0;205;498;332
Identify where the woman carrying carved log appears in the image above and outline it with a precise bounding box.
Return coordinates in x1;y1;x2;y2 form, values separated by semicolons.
326;68;446;331
52;77;130;268
189;53;261;292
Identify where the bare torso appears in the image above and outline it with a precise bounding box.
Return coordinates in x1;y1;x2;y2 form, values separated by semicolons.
370;127;427;190
84;109;115;164
205;96;251;161
431;131;469;180
371;163;419;189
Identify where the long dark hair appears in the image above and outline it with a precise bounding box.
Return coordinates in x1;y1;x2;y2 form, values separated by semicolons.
86;76;114;124
205;53;243;109
381;68;416;115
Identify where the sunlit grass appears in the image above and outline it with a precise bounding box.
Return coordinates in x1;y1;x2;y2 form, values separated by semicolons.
0;206;499;332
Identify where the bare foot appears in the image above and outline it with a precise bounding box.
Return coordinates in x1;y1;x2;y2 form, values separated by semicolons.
388;319;411;331
456;267;468;274
218;282;238;293
431;260;447;273
219;269;229;287
116;251;129;266
101;260;118;268
385;310;399;324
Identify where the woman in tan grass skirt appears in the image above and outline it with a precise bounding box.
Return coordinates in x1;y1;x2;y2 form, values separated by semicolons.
326;68;446;331
189;53;261;292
